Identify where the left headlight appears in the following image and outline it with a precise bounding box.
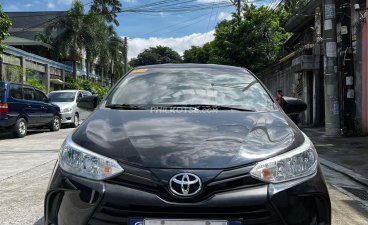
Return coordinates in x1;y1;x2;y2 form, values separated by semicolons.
62;108;72;113
59;135;124;180
250;134;318;183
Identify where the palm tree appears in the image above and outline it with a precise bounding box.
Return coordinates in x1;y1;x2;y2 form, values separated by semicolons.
46;0;86;79
91;0;122;26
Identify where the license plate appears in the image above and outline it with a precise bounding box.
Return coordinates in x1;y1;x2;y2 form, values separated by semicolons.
144;219;228;225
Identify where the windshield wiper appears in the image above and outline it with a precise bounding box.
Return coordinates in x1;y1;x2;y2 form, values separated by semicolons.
164;104;255;112
105;104;147;110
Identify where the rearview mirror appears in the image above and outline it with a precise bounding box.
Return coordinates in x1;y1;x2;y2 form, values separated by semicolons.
77;95;98;111
282;97;307;114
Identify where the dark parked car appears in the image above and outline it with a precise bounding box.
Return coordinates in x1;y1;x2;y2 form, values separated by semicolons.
45;64;330;225
0;82;61;138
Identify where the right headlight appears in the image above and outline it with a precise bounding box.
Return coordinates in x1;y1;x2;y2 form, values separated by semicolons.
250;134;318;183
58;134;124;180
62;107;72;113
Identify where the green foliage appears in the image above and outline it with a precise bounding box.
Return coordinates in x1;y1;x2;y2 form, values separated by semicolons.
183;43;213;64
183;5;290;74
25;79;46;93
43;1;126;83
35;30;54;45
130;46;182;67
5;64;22;82
0;5;12;55
67;78;110;100
282;0;308;16
91;0;122;26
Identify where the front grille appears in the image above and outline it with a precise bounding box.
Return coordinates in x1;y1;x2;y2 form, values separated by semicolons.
88;201;283;225
89;165;282;225
106;164;264;203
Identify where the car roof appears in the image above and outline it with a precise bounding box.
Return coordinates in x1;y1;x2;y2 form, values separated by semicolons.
49;90;85;93
0;81;44;92
134;63;247;72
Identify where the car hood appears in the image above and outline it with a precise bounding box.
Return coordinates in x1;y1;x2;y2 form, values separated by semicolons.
51;102;74;110
72;109;304;169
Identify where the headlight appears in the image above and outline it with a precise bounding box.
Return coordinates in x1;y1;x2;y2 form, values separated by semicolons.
62;108;72;113
59;135;124;180
250;134;318;183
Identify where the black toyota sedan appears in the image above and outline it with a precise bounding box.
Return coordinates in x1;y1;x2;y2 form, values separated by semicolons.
44;64;331;225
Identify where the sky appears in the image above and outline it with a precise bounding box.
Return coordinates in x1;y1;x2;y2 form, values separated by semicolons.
0;0;272;59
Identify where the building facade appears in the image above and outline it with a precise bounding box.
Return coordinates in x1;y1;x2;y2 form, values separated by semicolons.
259;0;368;135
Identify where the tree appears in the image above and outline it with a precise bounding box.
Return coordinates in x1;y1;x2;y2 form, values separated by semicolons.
91;0;122;26
129;46;182;67
183;5;289;74
46;0;87;79
282;0;308;15
183;43;213;64
0;5;12;55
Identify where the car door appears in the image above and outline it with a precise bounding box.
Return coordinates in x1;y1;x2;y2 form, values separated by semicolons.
22;86;44;126
35;90;54;125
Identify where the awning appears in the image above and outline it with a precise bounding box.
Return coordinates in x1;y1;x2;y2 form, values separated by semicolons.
50;79;64;85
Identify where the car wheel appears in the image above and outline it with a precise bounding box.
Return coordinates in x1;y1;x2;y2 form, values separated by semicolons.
71;113;79;128
13;118;27;138
50;116;61;131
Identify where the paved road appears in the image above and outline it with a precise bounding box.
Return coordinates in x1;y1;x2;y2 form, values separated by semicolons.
0;129;367;225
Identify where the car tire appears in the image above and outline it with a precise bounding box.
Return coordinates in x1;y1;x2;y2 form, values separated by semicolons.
71;113;79;128
50;116;61;132
13;118;27;138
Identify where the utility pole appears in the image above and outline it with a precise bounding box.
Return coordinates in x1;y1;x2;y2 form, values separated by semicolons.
339;1;355;135
124;37;128;74
230;0;242;17
322;0;340;135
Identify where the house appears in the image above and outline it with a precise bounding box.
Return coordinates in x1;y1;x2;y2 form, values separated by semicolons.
258;0;368;135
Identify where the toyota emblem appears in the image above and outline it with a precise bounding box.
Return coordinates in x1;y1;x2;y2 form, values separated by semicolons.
169;173;202;197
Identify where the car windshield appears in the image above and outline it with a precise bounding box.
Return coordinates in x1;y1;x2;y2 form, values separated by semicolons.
48;92;76;102
108;67;276;112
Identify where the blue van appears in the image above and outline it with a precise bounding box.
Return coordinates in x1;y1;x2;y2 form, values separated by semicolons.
0;81;61;138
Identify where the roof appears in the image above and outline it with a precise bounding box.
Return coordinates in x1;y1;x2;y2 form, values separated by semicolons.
135;63;246;71
3;36;52;49
49;90;83;93
285;0;319;32
6;11;67;40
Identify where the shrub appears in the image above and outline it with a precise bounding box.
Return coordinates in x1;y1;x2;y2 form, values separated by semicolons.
25;79;46;93
66;78;110;100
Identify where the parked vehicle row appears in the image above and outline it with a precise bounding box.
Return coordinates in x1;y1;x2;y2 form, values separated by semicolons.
0;81;94;138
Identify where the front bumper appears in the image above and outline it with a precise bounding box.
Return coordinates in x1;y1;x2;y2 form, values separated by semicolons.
60;112;74;124
44;165;331;225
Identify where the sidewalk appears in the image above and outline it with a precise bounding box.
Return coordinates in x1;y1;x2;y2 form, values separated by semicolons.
302;128;368;187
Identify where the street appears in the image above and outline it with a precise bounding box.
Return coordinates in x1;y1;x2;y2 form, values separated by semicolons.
0;129;367;225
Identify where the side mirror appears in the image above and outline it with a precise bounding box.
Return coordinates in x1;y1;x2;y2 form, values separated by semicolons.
77;95;98;111
282;96;307;114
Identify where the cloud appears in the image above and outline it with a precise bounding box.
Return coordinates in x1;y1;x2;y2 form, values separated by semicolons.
218;11;232;20
47;2;55;8
122;0;137;3
57;0;74;4
4;4;20;11
197;0;228;3
25;4;32;8
127;31;215;59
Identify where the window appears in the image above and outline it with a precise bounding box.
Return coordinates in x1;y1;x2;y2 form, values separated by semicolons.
10;84;23;99
35;90;47;102
108;67;275;112
23;88;35;101
48;92;76;102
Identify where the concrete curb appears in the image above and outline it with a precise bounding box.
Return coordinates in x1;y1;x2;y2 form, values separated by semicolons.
320;158;368;188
